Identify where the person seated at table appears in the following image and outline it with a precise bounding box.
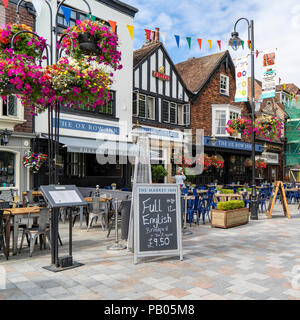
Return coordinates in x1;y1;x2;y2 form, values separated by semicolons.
175;169;186;188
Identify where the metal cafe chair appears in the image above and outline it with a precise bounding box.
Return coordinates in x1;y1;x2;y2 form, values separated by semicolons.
0;209;10;260
19;207;51;257
25;190;41;207
87;198;107;231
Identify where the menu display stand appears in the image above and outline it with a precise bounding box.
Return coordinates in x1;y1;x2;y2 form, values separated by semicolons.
134;184;183;265
267;181;291;219
40;185;87;272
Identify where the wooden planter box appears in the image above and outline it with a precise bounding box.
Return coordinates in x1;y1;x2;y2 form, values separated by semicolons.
211;208;249;229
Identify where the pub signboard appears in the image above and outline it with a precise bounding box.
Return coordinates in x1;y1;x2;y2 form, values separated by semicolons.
134;184;183;264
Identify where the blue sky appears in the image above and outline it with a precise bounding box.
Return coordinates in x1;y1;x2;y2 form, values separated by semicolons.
126;0;300;87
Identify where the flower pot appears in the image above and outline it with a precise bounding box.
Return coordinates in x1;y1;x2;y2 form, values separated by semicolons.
1;83;23;95
211;208;249;229
78;33;99;55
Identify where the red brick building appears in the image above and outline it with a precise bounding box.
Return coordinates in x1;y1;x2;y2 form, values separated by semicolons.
176;51;273;185
0;1;36;198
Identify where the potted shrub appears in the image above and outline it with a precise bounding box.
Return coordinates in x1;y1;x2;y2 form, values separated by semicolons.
152;165;168;183
211;200;249;229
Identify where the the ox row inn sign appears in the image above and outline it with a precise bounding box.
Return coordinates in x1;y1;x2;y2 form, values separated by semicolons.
152;67;170;81
134;184;183;264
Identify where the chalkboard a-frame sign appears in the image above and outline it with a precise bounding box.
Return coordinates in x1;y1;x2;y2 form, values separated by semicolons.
134;184;183;264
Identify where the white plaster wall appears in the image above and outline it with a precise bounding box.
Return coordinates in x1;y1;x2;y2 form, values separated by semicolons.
34;0;134;142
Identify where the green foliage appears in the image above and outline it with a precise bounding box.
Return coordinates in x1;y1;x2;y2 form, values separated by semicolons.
216;200;245;211
152;165;168;182
220;189;234;194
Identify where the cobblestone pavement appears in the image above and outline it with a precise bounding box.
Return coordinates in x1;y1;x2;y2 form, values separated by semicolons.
0;204;300;300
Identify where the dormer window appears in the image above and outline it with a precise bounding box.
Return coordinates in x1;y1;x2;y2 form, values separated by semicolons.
220;74;229;96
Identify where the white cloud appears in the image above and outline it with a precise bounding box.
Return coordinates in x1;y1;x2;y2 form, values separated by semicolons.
125;0;300;87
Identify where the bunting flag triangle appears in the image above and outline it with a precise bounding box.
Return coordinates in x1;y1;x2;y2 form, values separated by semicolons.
87;13;96;21
256;50;260;58
248;40;251;49
293;93;295;99
296;97;299;103
126;25;134;40
233;41;237;50
160;32;166;44
279;77;282;85
197;38;202;50
208;40;212;49
284;84;286;90
174;35;180;48
108;20;117;34
217;40;221;51
186;37;191;49
2;0;8;8
144;29;151;42
61;6;72;25
241;40;244;49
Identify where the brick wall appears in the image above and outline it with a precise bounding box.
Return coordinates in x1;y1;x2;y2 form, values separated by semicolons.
3;2;35;133
191;61;248;137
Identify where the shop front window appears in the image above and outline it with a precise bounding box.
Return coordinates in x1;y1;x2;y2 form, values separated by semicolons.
0;151;15;187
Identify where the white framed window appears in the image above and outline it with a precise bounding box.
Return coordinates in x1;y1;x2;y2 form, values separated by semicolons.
133;93;155;120
178;104;190;125
220;74;229;96
184;104;190;125
215;110;227;135
1;95;18;117
162;100;178;124
212;105;241;137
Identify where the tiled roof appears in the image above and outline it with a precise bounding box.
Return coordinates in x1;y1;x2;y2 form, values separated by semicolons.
175;51;228;93
276;83;300;95
133;41;161;69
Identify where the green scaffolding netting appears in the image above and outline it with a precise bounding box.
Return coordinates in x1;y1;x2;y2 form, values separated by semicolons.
285;100;300;167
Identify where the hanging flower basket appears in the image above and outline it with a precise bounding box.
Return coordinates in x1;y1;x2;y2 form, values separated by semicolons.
77;33;99;55
47;57;112;110
255;158;267;169
22;152;48;173
244;158;253;168
199;153;212;171
1;83;23;95
226;118;251;136
0;23;46;60
254;116;284;143
0;54;55;114
59;19;122;71
211;155;224;169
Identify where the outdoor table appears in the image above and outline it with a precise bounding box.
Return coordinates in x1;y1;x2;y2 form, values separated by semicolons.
78;197;113;229
188;189;208;195
3;207;41;256
215;194;243;202
22;191;43;207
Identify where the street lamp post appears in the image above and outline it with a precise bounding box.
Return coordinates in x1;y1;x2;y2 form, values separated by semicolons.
229;18;258;220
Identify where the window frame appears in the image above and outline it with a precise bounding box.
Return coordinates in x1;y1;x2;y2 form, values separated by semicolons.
220;74;230;96
212;105;241;138
162;100;178;124
133;92;156;120
0;95;20;119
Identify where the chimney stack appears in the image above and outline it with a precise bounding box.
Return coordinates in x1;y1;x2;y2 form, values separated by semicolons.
155;28;160;42
152;30;155;43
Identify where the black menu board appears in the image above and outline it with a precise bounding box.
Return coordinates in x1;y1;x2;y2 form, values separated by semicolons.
134;184;183;264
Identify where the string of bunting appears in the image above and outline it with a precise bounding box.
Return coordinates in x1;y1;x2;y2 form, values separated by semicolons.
2;0;266;54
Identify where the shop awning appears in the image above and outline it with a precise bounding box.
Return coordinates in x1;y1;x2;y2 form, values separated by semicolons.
59;136;137;156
